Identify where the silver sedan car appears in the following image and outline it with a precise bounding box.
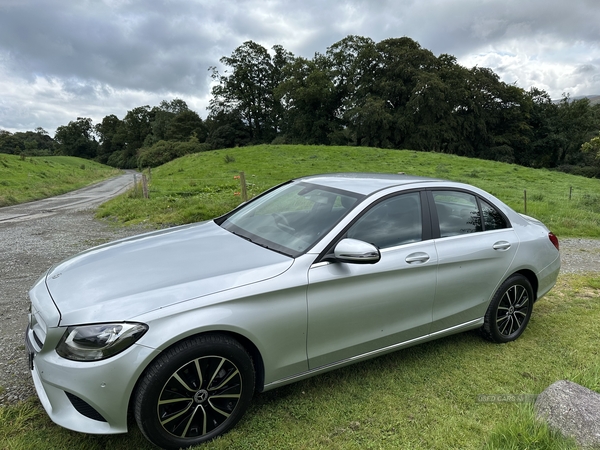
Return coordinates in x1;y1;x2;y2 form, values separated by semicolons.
25;173;560;449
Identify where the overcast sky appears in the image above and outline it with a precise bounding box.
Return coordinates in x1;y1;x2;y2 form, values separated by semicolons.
1;0;599;135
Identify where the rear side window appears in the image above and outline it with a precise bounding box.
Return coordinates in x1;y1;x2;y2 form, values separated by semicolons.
432;191;508;237
480;199;508;231
433;191;481;237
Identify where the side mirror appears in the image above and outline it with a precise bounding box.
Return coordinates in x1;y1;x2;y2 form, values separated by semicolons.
334;238;380;264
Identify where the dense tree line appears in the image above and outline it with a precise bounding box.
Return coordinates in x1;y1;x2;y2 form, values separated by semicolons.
2;35;600;176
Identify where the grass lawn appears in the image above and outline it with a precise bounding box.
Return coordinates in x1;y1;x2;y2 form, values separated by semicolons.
1;273;597;449
0;154;121;207
97;145;600;237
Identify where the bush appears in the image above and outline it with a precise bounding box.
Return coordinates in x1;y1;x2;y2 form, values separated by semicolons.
106;149;137;169
271;135;291;145
137;140;210;168
557;164;600;178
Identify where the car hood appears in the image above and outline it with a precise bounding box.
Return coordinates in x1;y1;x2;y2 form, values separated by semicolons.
45;221;293;326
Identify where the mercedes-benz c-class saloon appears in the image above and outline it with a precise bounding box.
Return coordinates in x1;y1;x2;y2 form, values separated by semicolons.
25;173;560;449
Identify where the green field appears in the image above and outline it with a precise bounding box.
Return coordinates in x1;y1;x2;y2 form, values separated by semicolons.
0;154;121;207
97;145;600;237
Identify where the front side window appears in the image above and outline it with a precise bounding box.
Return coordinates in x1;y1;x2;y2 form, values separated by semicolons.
347;192;422;249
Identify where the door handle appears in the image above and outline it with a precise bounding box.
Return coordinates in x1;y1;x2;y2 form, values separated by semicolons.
493;241;511;251
405;252;430;264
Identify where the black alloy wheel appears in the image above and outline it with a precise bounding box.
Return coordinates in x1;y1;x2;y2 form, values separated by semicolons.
481;274;534;343
134;334;255;450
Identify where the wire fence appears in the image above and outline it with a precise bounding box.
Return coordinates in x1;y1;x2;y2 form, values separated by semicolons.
127;171;600;217
129;171;289;202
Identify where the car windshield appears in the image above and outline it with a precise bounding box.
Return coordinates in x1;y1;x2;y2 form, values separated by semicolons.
219;182;364;257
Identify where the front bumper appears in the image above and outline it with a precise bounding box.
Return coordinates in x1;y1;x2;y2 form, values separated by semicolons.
25;323;156;434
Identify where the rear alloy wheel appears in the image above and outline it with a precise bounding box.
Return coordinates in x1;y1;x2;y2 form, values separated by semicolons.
481;274;534;343
134;334;255;450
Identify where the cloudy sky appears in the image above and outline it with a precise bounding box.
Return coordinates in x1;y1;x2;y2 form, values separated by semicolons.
1;0;599;135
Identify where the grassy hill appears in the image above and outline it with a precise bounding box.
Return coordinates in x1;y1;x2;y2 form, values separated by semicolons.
97;144;600;237
0;154;120;207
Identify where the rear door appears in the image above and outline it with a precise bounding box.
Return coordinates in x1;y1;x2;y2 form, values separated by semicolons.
428;190;519;332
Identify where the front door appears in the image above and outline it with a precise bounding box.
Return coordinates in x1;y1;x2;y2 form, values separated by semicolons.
306;192;438;369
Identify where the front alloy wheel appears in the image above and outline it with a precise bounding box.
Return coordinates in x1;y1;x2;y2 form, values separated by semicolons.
481;274;534;343
135;334;255;449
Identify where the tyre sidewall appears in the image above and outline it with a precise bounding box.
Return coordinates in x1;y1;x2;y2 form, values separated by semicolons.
134;335;255;450
484;275;534;343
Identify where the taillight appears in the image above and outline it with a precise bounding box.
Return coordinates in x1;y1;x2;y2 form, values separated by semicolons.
548;232;559;251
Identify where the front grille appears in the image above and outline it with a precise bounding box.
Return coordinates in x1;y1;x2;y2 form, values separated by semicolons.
65;392;107;422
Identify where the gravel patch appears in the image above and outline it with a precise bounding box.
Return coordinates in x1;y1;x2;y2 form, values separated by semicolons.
0;208;152;406
0;210;597;406
558;238;600;273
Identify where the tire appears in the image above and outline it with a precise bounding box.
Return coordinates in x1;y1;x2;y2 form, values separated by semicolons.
134;334;255;450
481;274;534;343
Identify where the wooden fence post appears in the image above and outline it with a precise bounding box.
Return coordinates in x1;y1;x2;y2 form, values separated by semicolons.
133;174;138;197
239;171;248;202
524;189;527;214
142;174;149;199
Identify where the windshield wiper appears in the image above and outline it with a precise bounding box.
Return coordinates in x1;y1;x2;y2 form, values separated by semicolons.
230;230;255;244
226;228;294;257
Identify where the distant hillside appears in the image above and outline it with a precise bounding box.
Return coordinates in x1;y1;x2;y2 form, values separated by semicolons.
554;95;600;105
586;95;600;105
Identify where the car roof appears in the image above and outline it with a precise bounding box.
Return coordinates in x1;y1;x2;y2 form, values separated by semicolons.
296;173;441;196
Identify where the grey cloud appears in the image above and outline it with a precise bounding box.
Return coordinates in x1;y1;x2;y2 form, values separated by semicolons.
574;64;597;75
0;0;220;93
1;0;600;133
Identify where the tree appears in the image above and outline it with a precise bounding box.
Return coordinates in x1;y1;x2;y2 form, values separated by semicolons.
326;36;444;148
54;117;97;158
325;35;379;144
0;128;55;155
209;41;294;143
121;106;154;151
0;130;24;154
95;114;123;163
582;132;600;156
204;109;251;150
147;99;191;145
159;98;190;115
553;96;599;166
165;110;207;142
275;55;340;144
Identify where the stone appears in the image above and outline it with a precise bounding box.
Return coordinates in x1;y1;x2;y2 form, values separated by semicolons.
535;380;600;449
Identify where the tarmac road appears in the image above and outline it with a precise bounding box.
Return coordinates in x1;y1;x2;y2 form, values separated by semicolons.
0;170;138;224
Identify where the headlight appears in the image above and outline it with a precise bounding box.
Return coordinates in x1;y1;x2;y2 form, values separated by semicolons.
56;322;148;361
